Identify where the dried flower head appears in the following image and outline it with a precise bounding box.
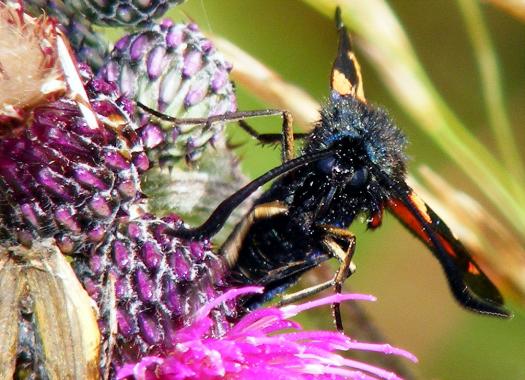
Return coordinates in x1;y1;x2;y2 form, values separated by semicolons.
0;1;64;123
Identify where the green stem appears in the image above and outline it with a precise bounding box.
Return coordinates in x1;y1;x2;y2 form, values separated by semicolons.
457;0;524;183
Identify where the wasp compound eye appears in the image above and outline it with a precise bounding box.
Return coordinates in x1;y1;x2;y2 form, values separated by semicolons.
348;167;368;189
317;155;337;174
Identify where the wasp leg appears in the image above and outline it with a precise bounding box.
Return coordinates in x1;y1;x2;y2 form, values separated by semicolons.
138;102;302;162
276;230;356;331
315;225;357;331
236;110;296;162
277;278;336;306
139;102;283;126
220;201;288;267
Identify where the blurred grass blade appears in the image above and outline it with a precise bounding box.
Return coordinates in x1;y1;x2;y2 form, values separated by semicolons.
211;36;320;128
301;0;525;237
458;0;523;182
486;0;525;22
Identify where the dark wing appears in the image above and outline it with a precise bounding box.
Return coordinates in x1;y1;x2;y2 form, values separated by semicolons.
331;7;366;102
387;182;510;318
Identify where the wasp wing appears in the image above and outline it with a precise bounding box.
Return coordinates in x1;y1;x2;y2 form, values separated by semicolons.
387;183;510;317
331;7;366;102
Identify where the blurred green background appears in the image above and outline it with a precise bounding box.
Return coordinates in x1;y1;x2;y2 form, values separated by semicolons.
152;1;525;379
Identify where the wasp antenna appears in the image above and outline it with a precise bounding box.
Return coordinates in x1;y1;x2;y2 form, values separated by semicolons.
330;8;366;102
169;149;335;240
335;6;344;31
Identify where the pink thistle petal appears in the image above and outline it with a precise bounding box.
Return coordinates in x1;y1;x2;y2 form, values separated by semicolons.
280;293;377;318
117;288;417;380
194;286;263;320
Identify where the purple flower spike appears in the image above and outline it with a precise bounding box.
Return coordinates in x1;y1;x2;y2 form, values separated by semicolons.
117;288;417;380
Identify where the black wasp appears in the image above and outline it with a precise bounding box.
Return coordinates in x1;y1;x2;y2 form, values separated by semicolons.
141;8;510;328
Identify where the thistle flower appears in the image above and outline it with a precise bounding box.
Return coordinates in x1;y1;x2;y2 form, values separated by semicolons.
117;287;417;380
99;20;236;165
75;213;233;373
99;20;246;228
68;0;186;27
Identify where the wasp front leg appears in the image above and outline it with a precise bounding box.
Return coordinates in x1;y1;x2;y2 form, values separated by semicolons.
138;102;304;163
318;225;357;331
277;226;356;332
237;110;303;163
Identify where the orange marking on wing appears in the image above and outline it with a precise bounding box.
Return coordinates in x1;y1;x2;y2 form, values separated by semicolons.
408;192;432;223
347;52;365;101
331;70;353;96
468;262;480;275
388;198;458;259
387;199;427;241
437;235;457;258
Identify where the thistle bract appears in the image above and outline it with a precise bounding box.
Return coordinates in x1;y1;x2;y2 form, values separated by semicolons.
99;20;236;165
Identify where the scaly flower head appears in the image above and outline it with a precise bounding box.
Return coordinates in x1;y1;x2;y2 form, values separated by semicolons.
117;287;417;380
0;1;64;126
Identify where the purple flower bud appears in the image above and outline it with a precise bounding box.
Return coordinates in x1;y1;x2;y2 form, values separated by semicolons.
90;194;113;218
146;46;167;80
138;312;160;345
184;80;208;108
113;240;131;270
130;34;152;61
182;50;203;77
163;278;183;314
90;254;104;276
127;223;142;241
133;152;150;172
117;309;135;338
39;169;73;202
55;207;81;233
105;151;131;170
118;179;138;199
115;277;129;299
115;36;131;51
88;224;106;242
141;124;164;148
140;242;161;269
20;203;39;227
169;250;190;281
75;167;109;190
135;269;155;302
165;25;183;48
